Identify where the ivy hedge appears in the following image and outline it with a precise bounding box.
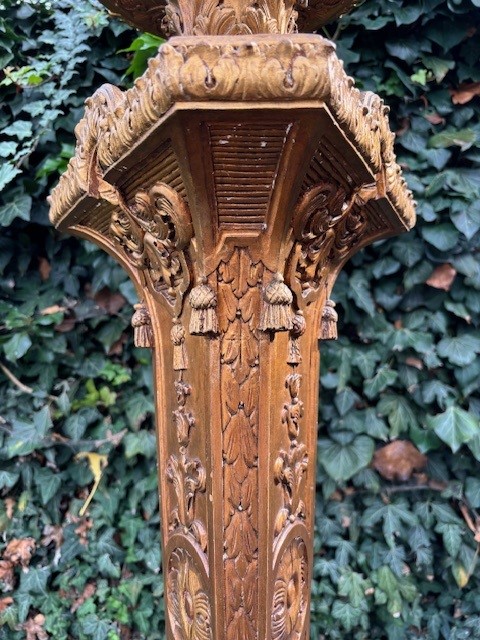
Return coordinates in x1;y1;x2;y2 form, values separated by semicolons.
1;0;480;638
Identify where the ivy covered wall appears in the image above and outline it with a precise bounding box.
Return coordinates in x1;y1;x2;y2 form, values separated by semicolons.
0;1;480;638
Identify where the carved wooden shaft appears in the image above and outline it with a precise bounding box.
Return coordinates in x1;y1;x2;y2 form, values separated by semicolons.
49;6;415;637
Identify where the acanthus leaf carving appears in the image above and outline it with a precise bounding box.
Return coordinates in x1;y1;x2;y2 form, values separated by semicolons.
167;450;208;551
287;180;379;306
110;182;193;315
274;373;308;537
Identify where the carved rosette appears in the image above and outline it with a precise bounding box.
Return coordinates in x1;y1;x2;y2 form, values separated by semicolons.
272;536;309;640
167;546;212;640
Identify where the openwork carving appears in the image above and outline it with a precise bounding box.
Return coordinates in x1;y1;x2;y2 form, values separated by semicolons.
167;547;212;640
167;379;208;551
49;37;415;230
110;182;193;314
287;180;378;305
272;536;309;640
274;374;308;536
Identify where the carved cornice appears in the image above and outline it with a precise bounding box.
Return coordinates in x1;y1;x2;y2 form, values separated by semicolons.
99;0;357;37
48;35;415;232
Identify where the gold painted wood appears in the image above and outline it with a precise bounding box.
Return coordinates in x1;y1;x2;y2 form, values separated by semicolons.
49;10;415;640
100;0;358;37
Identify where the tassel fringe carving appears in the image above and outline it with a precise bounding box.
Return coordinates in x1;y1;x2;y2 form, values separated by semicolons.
259;273;294;332
288;312;306;365
320;299;338;340
131;302;153;348
189;281;219;336
171;321;188;370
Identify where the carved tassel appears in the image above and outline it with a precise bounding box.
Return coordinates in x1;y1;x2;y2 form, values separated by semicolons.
171;321;188;370
259;273;294;332
131;302;153;348
189;281;219;336
320;299;338;340
288;312;306;365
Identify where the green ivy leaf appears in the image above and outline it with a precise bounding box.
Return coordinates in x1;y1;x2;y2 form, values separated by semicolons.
422;223;459;251
364;366;398;399
0;162;21;191
377;395;418;438
427;406;478;453
429;128;477;150
318;435;374;482
0;194;32;226
3;332;32;361
437;333;480;366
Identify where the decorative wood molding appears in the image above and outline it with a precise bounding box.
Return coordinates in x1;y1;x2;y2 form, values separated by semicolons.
100;0;358;37
49;7;416;638
48;36;415;232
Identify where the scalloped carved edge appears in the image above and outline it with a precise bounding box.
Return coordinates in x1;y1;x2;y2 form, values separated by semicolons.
100;0;357;37
49;35;415;230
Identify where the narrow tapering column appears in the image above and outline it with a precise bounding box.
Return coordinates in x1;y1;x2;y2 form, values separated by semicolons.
49;3;415;638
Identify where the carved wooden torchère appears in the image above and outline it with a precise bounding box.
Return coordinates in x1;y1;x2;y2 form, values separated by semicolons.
49;1;416;638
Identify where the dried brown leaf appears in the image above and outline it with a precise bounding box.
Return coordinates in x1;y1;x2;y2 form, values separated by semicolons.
405;357;423;370
38;257;51;281
424;112;445;125
4;497;15;519
41;525;64;549
426;263;456;291
450;81;480;105
40;305;66;316
94;287;126;315
0;560;14;590
24;613;49;640
4;537;36;568
71;582;96;613
372;440;427;482
55;315;76;333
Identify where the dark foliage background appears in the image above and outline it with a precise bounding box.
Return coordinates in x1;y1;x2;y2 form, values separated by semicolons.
0;0;480;638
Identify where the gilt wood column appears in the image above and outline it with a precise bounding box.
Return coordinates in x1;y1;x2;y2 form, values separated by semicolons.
48;2;416;638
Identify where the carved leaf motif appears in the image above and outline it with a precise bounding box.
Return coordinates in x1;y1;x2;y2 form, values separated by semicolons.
173;408;195;447
167;453;207;548
168;547;212;640
288;180;372;305
110;182;193;313
272;537;309;640
219;248;263;638
274;444;308;535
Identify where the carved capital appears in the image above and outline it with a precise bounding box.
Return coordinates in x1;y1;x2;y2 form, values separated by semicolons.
99;0;358;37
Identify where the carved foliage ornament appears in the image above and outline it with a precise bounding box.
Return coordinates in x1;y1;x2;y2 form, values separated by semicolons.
168;547;212;640
110;182;193;314
272;536;309;640
99;0;358;36
287;180;377;305
167;379;208;551
49;40;415;231
274;373;308;536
